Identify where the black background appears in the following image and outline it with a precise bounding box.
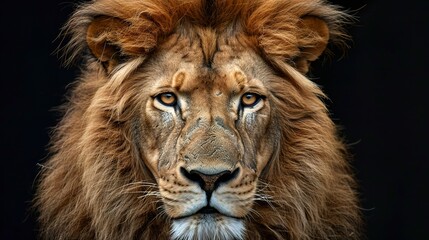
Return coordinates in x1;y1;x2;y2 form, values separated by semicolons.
2;0;428;239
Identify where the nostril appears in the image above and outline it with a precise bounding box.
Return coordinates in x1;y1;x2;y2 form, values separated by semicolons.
216;167;240;186
180;167;240;193
180;167;205;188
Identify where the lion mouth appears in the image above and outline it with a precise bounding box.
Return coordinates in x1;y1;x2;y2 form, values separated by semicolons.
171;206;246;240
173;205;242;220
197;206;219;215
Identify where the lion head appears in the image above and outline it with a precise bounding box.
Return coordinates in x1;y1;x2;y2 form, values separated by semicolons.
36;0;361;239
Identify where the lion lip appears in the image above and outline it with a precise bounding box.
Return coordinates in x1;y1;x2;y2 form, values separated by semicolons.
172;206;242;220
197;206;219;214
172;206;220;220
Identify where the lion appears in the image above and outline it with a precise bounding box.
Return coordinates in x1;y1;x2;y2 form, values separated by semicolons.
36;0;361;239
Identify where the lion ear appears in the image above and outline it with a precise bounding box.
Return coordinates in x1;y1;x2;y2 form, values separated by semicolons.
86;17;129;71
294;16;330;74
86;16;160;73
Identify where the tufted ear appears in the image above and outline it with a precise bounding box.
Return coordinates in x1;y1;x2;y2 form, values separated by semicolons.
86;16;159;73
294;16;330;74
86;17;128;72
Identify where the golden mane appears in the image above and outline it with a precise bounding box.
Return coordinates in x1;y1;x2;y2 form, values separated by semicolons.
63;0;350;69
36;0;361;239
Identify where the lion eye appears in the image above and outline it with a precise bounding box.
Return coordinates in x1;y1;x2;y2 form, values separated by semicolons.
241;93;262;108
156;92;177;107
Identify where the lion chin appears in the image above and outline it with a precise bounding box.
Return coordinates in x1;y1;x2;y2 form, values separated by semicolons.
171;215;244;240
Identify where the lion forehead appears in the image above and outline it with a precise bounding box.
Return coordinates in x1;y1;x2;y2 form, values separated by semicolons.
153;33;267;93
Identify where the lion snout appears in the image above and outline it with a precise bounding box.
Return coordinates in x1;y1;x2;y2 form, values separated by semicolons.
180;167;240;194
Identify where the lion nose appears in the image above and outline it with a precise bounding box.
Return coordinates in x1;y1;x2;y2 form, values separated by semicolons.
180;167;240;196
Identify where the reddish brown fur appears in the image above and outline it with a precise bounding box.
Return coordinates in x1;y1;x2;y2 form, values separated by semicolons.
36;0;361;239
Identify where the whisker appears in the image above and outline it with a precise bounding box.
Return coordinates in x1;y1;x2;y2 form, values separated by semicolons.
137;191;161;199
115;181;160;196
246;208;262;221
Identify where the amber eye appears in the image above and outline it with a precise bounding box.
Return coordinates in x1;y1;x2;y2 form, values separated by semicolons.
156;92;177;107
241;93;262;107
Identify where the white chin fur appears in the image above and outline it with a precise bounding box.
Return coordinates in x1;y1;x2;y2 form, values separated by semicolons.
171;215;245;240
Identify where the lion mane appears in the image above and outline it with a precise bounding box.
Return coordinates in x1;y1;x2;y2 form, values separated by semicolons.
36;0;361;239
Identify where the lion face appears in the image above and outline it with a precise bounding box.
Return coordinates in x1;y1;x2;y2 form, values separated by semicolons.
137;34;277;239
37;1;361;239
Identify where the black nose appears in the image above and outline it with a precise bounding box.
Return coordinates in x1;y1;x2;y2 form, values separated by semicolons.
180;167;240;194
